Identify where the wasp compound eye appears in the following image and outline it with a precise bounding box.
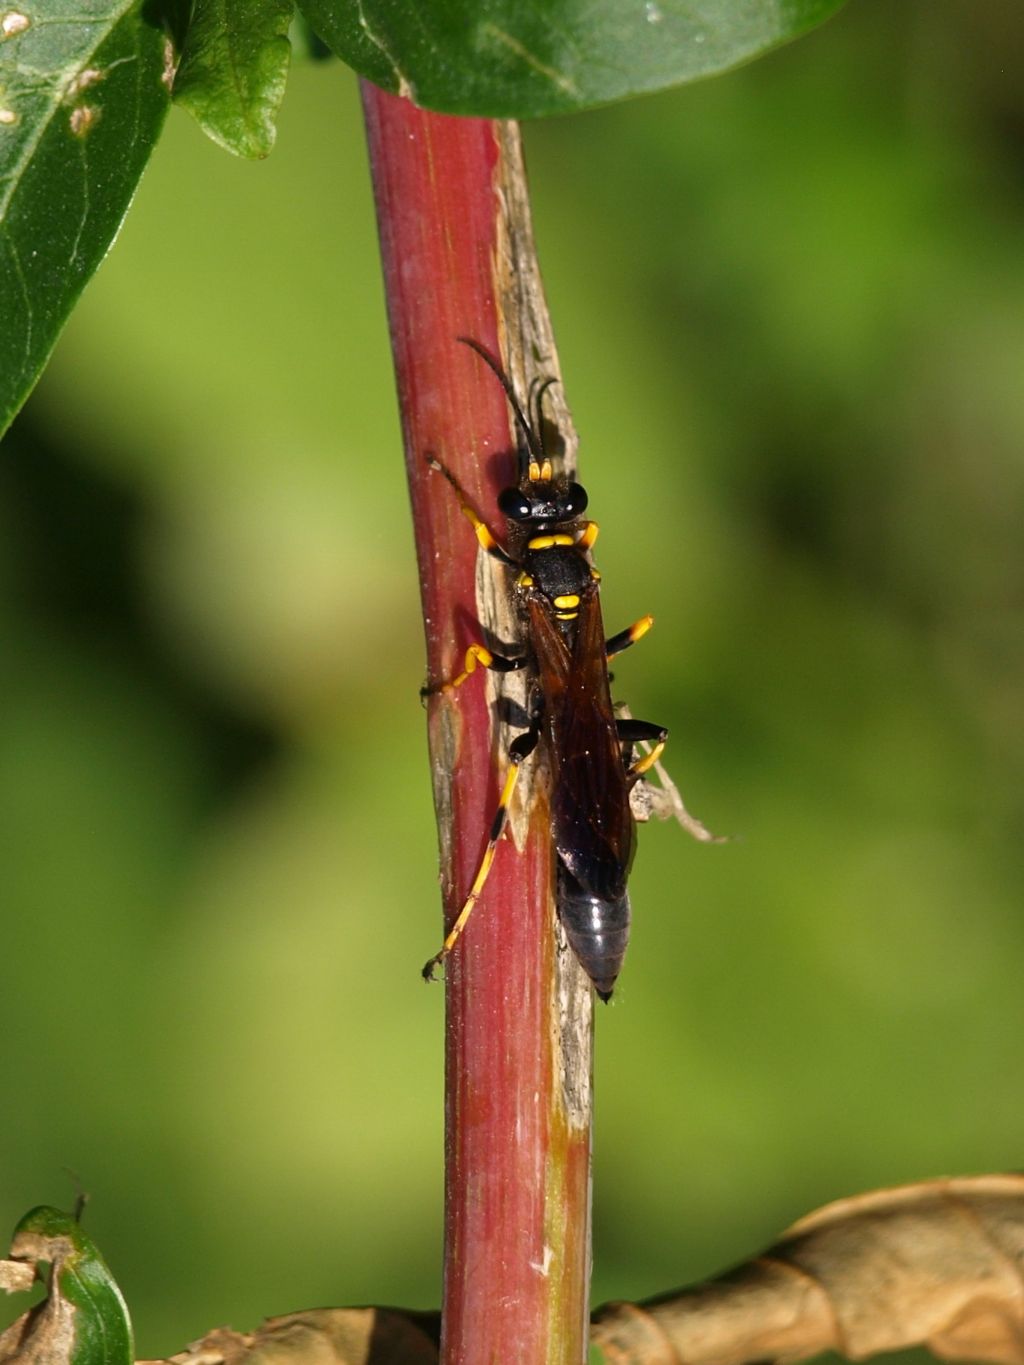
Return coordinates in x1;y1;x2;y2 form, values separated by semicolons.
562;482;589;517
498;487;532;520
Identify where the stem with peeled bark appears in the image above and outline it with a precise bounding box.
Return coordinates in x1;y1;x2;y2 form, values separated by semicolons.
360;84;593;1364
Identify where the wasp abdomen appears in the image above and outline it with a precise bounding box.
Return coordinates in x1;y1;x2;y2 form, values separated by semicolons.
557;863;631;1002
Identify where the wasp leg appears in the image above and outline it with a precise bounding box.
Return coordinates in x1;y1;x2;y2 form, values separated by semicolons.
422;643;528;696
605;615;654;661
422;718;542;982
425;455;516;568
617;717;668;778
578;520;600;550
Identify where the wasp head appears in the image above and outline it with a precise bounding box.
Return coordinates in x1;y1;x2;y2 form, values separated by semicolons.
498;464;588;531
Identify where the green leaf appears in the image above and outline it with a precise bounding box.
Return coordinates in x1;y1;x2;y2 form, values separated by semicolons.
5;1206;133;1365
297;0;850;117
173;0;294;158
0;0;170;439
289;12;333;62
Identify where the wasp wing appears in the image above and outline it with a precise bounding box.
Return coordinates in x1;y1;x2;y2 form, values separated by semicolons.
528;587;635;901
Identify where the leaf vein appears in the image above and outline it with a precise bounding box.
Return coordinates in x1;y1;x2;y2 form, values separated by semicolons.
479;23;579;98
0;224;34;371
354;0;410;98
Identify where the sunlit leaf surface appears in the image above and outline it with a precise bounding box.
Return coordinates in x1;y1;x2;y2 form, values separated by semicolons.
0;0;169;436
297;0;850;116
173;0;294;158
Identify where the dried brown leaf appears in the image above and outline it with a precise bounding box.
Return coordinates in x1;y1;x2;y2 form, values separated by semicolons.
0;1296;77;1365
146;1309;440;1365
591;1174;1024;1365
0;1206;132;1365
140;1175;1024;1365
0;1263;35;1295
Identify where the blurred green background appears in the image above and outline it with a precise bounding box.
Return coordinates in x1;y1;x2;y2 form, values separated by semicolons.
2;0;1023;1354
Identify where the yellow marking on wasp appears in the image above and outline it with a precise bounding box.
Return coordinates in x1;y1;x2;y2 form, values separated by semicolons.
425;456;502;555
630;739;666;778
451;493;499;552
590;567;602;582
528;460;541;481
473;521;500;553
578;521;599;549
606;614;654;662
528;534;574;550
556;612;578;621
422;760;524;979
553;594;580;610
454;490;496;549
442;643;494;692
539;459;553;481
518;573;534;588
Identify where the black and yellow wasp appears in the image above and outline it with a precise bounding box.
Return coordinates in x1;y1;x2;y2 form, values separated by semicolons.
422;338;667;1000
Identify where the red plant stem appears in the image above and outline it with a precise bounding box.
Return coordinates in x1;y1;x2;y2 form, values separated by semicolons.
360;83;593;1364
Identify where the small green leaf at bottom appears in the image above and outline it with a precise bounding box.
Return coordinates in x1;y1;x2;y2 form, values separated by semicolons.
1;1206;133;1365
173;0;295;158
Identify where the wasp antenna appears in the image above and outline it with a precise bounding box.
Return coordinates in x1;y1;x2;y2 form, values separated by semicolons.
457;336;544;471
532;376;559;461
